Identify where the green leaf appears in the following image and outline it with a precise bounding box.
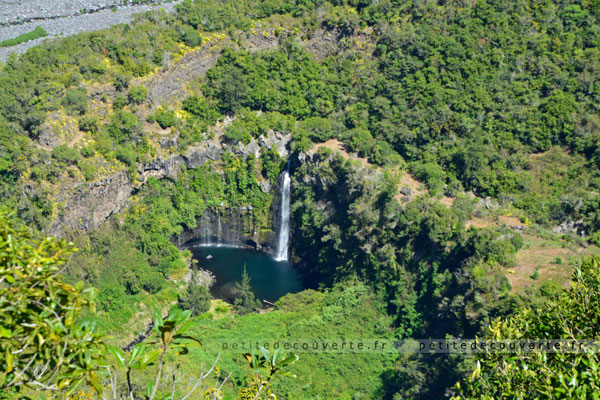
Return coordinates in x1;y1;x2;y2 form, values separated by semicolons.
64;378;83;396
272;348;282;364
152;307;164;333
79;317;98;333
130;343;146;367
260;347;271;363
166;308;181;323
137;349;162;370
0;326;12;338
278;371;297;378
173;334;202;346
175;318;195;336
147;381;155;398
179;309;192;324
6;349;14;372
277;353;299;367
108;345;126;369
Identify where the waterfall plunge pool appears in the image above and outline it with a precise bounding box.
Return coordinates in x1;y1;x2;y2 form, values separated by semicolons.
189;245;304;303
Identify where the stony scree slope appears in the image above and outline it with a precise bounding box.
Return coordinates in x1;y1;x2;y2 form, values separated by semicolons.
0;0;181;62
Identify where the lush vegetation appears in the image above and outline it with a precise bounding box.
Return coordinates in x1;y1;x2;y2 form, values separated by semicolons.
1;0;600;398
0;208;105;395
292;152;520;337
1;0;599;234
453;256;600;399
0;209;298;398
67;159;277;334
182;281;396;399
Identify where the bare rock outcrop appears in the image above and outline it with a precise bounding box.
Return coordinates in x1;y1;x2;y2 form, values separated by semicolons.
48;170;132;235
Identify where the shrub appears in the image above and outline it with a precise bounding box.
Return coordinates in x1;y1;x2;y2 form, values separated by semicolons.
182;95;219;125
298;117;335;143
107;111;140;142
78;116;98;133
78;159;96;181
79;146;95;158
180;26;203;47
52;144;79;164
141;271;164;294
455;257;600;398
0;208;105;393
113;73;131;92
61;88;88;115
115;145;137;168
412;162;446;193
128;85;148;105
113;94;128;110
223;125;252;145
154;108;176;129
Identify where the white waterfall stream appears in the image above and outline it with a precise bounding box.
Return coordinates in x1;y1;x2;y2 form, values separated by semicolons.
217;211;222;243
274;166;291;261
203;227;210;245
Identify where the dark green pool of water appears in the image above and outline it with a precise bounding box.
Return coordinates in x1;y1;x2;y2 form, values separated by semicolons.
189;245;303;303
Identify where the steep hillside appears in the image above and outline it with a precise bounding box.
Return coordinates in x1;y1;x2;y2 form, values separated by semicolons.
1;0;600;398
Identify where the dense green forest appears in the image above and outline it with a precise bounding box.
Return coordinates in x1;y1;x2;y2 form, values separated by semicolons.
1;0;600;398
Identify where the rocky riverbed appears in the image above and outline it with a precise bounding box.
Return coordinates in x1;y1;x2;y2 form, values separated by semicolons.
0;0;181;62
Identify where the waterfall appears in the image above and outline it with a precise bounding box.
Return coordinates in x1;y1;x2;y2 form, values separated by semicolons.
274;164;291;262
203;227;210;245
217;211;222;244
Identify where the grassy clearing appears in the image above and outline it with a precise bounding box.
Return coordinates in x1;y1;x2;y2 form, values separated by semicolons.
509;233;600;292
175;283;395;399
0;26;48;48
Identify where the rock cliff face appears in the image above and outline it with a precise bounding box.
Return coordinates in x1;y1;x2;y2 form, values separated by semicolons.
43;26;351;239
138;130;290;183
49;130;291;245
48;170;132;235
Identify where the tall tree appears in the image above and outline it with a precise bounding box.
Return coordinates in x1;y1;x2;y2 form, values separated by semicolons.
232;265;261;315
178;270;211;316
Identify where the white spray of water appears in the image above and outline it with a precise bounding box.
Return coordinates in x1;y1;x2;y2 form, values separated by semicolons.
217;211;222;243
274;165;291;262
203;222;210;245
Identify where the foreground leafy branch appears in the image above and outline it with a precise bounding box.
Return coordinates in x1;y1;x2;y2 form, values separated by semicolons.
0;207;106;396
240;348;299;400
106;308;299;399
107;308;229;400
453;256;600;399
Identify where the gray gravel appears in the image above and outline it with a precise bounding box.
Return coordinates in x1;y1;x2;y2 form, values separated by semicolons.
0;0;182;62
1;0;118;24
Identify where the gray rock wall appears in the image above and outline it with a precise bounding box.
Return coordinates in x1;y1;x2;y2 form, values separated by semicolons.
48;170;132;235
49;131;291;242
176;206;277;252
